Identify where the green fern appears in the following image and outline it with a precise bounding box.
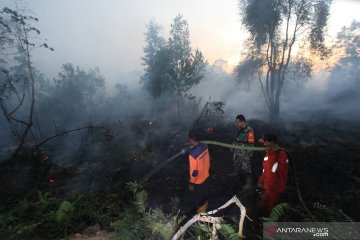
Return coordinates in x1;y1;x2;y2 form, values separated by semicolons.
147;208;177;239
56;201;75;224
149;222;174;239
312;202;353;222
268;203;291;222
0;212;19;234
126;181;143;194
189;222;213;239
219;224;240;240
36;191;57;213
111;209;144;240
134;190;148;214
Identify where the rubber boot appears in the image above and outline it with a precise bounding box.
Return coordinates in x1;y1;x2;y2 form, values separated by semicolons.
196;201;208;213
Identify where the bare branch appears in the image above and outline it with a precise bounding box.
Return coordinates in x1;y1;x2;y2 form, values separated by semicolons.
172;196;247;240
33;125;107;152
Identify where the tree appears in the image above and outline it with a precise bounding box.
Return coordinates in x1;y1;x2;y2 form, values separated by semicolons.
141;20;169;97
336;20;360;62
39;63;105;124
235;0;331;123
0;7;52;158
168;14;206;115
142;15;207;115
325;21;360;117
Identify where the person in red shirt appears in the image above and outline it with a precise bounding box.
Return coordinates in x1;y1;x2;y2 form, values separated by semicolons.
258;133;289;217
186;129;211;213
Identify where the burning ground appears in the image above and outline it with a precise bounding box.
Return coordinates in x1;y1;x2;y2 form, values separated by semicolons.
0;106;359;239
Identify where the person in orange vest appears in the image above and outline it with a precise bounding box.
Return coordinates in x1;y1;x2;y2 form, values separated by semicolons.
186;129;211;213
258;133;289;217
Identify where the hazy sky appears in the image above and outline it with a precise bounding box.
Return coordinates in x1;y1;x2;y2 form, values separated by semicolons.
2;0;360;84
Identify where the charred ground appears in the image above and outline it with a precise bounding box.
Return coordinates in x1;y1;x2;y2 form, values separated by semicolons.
0;115;359;239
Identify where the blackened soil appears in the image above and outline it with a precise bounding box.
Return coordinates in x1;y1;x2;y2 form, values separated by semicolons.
145;119;360;238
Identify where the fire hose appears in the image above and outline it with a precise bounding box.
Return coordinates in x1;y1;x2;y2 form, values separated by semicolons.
141;140;316;221
202;140;317;222
140;150;187;184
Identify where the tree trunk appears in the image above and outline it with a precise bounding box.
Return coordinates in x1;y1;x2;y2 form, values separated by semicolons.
177;93;180;117
269;106;279;124
270;94;280;124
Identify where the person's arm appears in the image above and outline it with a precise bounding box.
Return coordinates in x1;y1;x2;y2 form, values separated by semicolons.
244;129;255;158
277;150;289;192
258;172;264;189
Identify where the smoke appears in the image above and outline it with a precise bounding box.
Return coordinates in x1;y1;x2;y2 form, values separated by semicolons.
281;58;360;121
189;60;267;122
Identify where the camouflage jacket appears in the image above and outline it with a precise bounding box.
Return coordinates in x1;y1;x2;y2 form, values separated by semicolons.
233;125;255;157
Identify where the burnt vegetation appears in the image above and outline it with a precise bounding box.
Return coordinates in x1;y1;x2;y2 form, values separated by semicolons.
1;3;360;240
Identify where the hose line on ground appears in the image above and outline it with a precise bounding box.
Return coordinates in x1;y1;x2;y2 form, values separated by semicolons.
202;140;317;222
140;140;316;221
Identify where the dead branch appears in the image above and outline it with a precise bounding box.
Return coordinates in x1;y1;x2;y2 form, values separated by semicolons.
33;125;107;152
172;196;247;240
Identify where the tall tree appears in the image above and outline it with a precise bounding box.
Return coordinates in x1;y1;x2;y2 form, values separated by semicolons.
168;14;206;114
235;0;331;123
142;15;206;114
0;7;52;158
141;20;169;97
326;21;360;115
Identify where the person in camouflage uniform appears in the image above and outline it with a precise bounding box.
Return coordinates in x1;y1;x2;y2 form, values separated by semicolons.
229;115;255;188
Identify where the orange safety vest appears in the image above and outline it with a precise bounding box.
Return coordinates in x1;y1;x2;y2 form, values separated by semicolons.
188;142;210;184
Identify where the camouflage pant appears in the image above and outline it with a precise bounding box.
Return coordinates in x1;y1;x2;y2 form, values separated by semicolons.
233;151;251;174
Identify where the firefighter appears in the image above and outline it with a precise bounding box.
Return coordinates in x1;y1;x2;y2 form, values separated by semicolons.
258;133;289;217
229;114;255;189
186;129;211;213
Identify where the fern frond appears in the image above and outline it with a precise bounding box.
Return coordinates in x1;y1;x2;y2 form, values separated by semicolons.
134;190;148;214
126;181;143;194
268;203;291;222
56;201;75;224
219;224;240;240
313;202;353;222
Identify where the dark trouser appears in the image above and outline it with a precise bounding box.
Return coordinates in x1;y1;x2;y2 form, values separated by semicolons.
259;189;282;217
189;178;210;213
233;152;251;175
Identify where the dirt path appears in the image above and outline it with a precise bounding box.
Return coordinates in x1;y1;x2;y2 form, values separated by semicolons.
63;224;116;240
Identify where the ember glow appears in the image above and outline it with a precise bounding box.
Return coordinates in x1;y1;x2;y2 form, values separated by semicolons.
48;178;56;184
206;127;214;133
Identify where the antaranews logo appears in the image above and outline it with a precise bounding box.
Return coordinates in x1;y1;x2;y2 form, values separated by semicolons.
264;225;278;236
275;227;329;237
264;222;360;240
264;223;333;240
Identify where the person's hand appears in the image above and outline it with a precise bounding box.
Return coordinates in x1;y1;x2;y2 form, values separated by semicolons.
181;148;187;154
258;138;264;144
188;183;194;192
181;145;191;154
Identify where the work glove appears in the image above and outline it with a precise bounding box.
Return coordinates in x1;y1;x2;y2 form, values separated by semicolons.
181;144;193;154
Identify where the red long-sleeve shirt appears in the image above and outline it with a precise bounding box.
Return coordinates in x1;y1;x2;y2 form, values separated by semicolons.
258;150;288;193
